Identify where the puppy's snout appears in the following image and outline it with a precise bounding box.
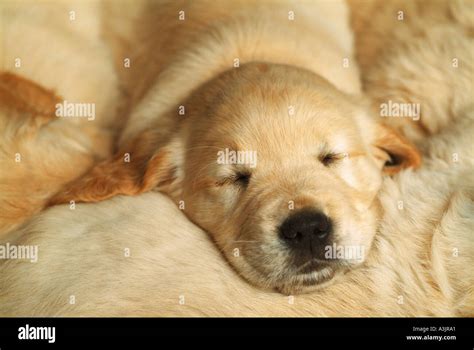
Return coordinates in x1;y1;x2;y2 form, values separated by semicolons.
279;209;332;256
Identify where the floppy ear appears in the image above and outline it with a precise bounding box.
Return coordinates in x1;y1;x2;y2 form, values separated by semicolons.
0;72;61;128
372;123;421;175
47;132;184;206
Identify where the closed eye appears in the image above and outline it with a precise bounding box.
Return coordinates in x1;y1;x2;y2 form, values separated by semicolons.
235;171;251;186
319;153;345;166
216;171;251;187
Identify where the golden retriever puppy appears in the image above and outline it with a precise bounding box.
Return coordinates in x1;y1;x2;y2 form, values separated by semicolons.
1;111;472;316
49;0;420;295
0;1;120;234
348;0;474;142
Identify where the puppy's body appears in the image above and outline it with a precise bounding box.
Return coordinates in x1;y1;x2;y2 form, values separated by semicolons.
111;0;361;144
1;112;472;316
0;1;120;234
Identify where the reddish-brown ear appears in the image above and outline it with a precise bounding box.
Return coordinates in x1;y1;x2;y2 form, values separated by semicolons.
0;72;61;128
373;123;421;175
47;132;181;206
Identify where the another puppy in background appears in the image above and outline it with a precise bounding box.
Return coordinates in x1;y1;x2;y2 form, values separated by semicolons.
0;1;120;235
348;0;474;143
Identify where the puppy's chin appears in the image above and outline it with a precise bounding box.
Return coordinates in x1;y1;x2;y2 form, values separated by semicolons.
274;266;340;295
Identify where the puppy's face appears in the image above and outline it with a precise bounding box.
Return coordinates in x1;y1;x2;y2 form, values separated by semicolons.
52;63;420;294
166;64;420;294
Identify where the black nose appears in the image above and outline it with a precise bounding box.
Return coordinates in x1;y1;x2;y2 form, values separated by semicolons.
279;209;332;258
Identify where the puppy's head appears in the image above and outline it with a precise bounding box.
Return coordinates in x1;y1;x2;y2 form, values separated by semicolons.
52;63;420;294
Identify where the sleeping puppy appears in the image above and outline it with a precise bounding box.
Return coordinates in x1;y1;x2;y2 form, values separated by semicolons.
49;0;420;294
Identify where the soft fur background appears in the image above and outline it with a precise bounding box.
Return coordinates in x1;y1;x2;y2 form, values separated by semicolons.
0;0;473;316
